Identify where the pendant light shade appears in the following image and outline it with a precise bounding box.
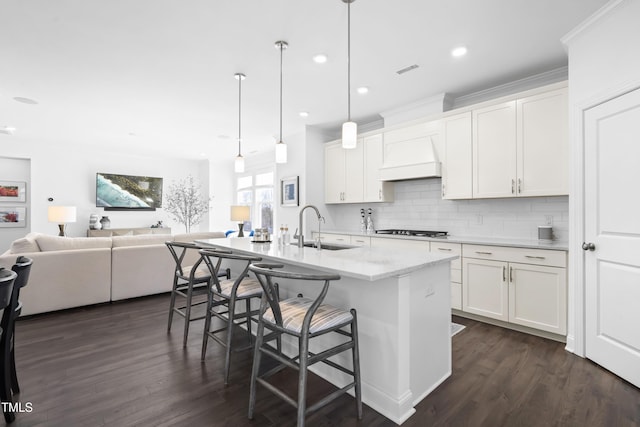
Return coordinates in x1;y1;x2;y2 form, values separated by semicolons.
341;0;357;149
342;121;357;149
234;72;246;173
275;40;288;164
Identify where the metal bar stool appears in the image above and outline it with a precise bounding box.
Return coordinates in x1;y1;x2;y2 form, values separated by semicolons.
247;263;362;427
0;256;32;397
165;241;230;347
199;249;262;384
0;268;17;424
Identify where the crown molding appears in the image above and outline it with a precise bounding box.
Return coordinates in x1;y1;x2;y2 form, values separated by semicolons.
561;0;626;47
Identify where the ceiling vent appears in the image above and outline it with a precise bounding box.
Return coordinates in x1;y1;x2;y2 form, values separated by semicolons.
396;64;419;75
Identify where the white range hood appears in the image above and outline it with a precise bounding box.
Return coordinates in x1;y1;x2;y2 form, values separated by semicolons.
379;134;442;181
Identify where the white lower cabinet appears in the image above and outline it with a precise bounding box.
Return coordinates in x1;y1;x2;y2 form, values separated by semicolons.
462;244;567;335
370;237;430;251
313;233;350;245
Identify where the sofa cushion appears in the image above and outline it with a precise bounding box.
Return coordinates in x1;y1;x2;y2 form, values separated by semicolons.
173;231;225;243
112;234;170;248
9;234;41;254
36;235;112;252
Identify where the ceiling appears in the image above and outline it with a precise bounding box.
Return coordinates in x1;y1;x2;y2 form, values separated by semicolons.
0;0;607;162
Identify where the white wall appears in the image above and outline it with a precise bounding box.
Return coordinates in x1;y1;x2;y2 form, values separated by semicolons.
326;179;569;241
0;140;210;245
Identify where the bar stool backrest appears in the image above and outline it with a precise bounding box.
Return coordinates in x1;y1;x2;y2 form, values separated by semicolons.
248;263;341;333
166;241;206;279
199;249;262;291
0;269;16;311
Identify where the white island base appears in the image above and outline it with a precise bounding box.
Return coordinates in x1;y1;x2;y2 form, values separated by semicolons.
197;238;454;424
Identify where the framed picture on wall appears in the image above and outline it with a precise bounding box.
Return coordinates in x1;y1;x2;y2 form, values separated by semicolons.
280;176;299;207
0;207;26;228
0;181;26;202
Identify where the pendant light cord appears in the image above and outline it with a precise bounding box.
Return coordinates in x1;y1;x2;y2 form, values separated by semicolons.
238;75;242;156
279;43;283;143
347;0;351;122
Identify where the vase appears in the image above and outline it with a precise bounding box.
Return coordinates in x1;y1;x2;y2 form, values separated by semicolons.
100;216;111;229
89;214;101;230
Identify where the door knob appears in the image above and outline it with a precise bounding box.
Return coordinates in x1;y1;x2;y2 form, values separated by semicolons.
582;242;596;251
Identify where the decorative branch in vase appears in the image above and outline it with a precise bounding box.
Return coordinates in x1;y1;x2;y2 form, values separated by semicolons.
165;175;211;233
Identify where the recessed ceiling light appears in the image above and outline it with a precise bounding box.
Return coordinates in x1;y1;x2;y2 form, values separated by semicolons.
299;111;309;118
13;96;38;105
313;54;328;64
356;87;369;95
451;46;468;58
0;126;16;135
217;134;230;139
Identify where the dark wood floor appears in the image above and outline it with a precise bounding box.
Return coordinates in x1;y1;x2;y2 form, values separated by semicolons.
9;294;640;426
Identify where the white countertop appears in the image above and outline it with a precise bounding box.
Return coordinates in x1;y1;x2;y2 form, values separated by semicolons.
195;237;457;282
319;230;569;251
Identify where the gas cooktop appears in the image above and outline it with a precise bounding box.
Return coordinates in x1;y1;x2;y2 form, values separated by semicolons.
375;229;448;238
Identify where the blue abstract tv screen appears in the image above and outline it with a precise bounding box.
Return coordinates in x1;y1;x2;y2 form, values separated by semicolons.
96;173;163;209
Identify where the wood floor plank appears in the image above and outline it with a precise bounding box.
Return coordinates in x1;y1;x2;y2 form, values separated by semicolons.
8;294;640;426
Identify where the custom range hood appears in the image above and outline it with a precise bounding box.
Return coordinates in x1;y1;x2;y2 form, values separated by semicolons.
379;135;441;181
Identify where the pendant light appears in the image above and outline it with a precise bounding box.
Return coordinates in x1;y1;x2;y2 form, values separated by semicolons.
341;0;357;149
234;72;246;173
275;40;288;164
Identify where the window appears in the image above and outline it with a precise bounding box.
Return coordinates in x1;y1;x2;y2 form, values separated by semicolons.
236;171;274;233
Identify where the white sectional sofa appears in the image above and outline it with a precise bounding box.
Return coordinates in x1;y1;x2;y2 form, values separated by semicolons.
0;231;225;316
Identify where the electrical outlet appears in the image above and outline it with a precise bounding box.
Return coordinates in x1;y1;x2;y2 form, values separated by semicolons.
545;215;553;226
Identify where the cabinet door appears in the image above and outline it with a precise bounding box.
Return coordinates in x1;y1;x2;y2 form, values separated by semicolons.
463;258;509;321
442;112;473;199
325;143;345;203
350;235;370;247
508;262;567;335
473;101;517;198
516;88;569;196
363;134;394;202
343;139;364;203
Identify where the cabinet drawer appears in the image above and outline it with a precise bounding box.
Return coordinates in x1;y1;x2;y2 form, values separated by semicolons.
313;233;350;245
431;242;462;269
350;236;371;247
370;237;430;251
462;244;566;268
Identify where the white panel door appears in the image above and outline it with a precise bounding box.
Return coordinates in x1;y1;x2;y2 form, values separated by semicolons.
472;101;517;198
462;258;508;321
584;87;640;388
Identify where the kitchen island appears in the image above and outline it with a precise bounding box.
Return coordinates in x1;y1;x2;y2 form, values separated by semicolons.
196;237;457;424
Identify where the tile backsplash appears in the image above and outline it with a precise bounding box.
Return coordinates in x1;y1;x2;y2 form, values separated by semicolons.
325;178;568;241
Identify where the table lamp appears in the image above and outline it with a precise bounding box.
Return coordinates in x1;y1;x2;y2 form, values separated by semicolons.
230;205;250;237
48;206;77;236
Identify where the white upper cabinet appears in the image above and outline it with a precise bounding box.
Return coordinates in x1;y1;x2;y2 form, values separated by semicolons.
324;142;347;203
442;112;473;199
466;85;568;199
516;88;568;196
363;134;394;202
344;140;364;203
473;101;518;198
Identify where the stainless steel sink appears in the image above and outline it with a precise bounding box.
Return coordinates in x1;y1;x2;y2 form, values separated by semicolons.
301;242;353;251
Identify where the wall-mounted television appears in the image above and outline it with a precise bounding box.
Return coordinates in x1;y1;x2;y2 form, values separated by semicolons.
96;173;163;210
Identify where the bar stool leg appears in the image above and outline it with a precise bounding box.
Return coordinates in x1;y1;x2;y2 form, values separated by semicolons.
351;309;363;419
201;290;214;360
223;296;237;385
297;333;310;427
248;317;265;420
167;277;178;332
10;323;19;394
245;299;252;345
182;284;193;347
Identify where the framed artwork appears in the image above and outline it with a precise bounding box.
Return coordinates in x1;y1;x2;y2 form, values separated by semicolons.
0;181;26;202
0;207;26;228
280;176;299;207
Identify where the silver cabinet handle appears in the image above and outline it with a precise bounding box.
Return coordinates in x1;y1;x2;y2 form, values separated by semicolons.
509;266;513;283
442;184;446;197
379;189;382;200
511;179;515;194
503;266;506;282
518;178;522;194
354;239;365;243
525;255;546;260
582;242;596;251
475;251;492;255
437;248;452;251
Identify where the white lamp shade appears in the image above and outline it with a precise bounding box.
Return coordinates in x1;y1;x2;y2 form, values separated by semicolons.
342;121;358;149
275;141;287;164
48;206;77;223
230;205;250;221
234;155;245;173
